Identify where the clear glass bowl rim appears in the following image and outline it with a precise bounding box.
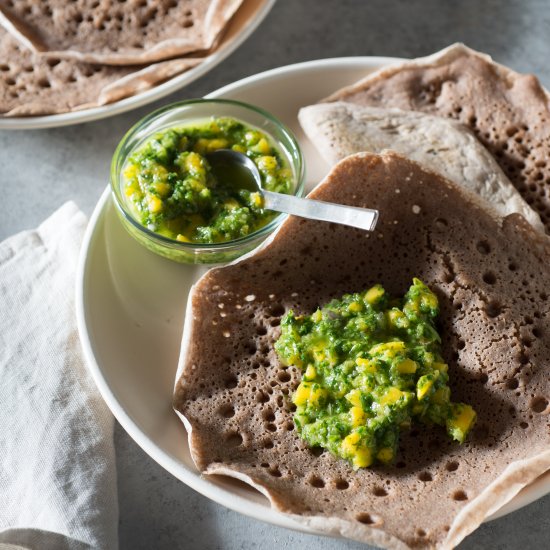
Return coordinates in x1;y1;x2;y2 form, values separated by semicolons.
110;98;306;252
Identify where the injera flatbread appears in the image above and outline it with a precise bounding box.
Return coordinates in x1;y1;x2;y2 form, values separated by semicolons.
0;0;243;65
174;152;550;549
324;43;550;235
298;102;544;233
0;26;201;115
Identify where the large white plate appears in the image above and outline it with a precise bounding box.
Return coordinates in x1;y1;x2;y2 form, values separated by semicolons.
75;57;550;538
0;0;274;130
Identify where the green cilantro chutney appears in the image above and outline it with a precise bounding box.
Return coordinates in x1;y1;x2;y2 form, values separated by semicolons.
275;279;476;469
122;117;293;244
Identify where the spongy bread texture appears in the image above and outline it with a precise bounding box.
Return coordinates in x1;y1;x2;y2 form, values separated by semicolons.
174;152;550;549
0;26;131;115
0;0;242;65
324;44;550;235
0;26;201;115
298;102;544;232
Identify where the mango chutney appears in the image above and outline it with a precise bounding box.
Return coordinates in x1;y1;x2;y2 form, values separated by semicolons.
275;279;476;469
122;116;293;244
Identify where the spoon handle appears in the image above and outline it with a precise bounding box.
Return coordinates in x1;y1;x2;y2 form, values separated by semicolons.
262;190;379;231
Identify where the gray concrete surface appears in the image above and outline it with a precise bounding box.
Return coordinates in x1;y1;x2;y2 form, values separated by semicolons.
1;1;549;548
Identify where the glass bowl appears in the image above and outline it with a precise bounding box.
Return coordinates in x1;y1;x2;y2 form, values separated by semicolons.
110;98;305;264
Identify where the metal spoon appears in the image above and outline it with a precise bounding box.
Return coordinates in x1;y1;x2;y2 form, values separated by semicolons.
206;149;379;231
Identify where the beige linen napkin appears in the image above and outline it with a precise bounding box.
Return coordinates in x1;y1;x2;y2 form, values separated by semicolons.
0;203;118;550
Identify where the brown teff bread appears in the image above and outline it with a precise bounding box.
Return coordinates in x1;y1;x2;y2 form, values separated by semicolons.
0;0;242;65
298;102;544;232
0;26;132;115
174;152;550;549
0;27;201;115
324;44;550;235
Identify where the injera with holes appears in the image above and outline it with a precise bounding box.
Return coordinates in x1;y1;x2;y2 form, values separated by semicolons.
0;26;202;115
324;43;550;235
0;0;242;65
298;102;544;232
174;152;550;549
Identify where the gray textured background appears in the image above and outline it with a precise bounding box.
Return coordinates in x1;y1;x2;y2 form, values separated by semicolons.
1;1;549;548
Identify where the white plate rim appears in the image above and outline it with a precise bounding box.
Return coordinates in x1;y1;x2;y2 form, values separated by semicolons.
75;55;550;536
0;0;275;130
77;186;318;534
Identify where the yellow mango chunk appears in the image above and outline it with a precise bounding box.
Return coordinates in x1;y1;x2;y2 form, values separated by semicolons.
250;192;264;208
386;308;409;328
353;447;373;469
341;431;361;451
370;341;405;359
124;185;137;198
293;382;326;407
421;291;439;310
146;195;163;214
356;357;377;373
447;404;477;443
350;406;366;427
312;348;324;363
285;352;303;368
348;301;362;313
341;432;373;468
380;387;406;406
311;310;322;323
345;389;363;408
417;372;439;400
231;143;246;153
244;130;260;145
184;151;205;172
149;164;168;180
397;359;417;374
206;138;229;151
123;164;138;180
405;300;420;315
309;386;326;405
303;365;316;381
293;383;311;406
377;447;394;463
311;341;337;366
256;155;278;171
417;381;433;400
416;370;439;401
151;181;171;197
252;137;271;154
364;285;385;305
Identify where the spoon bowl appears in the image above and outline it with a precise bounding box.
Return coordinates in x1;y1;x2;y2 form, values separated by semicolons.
206;148;261;193
207;149;379;231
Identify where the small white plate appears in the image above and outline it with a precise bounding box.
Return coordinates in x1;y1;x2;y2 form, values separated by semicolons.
75;56;550;536
0;0;274;130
